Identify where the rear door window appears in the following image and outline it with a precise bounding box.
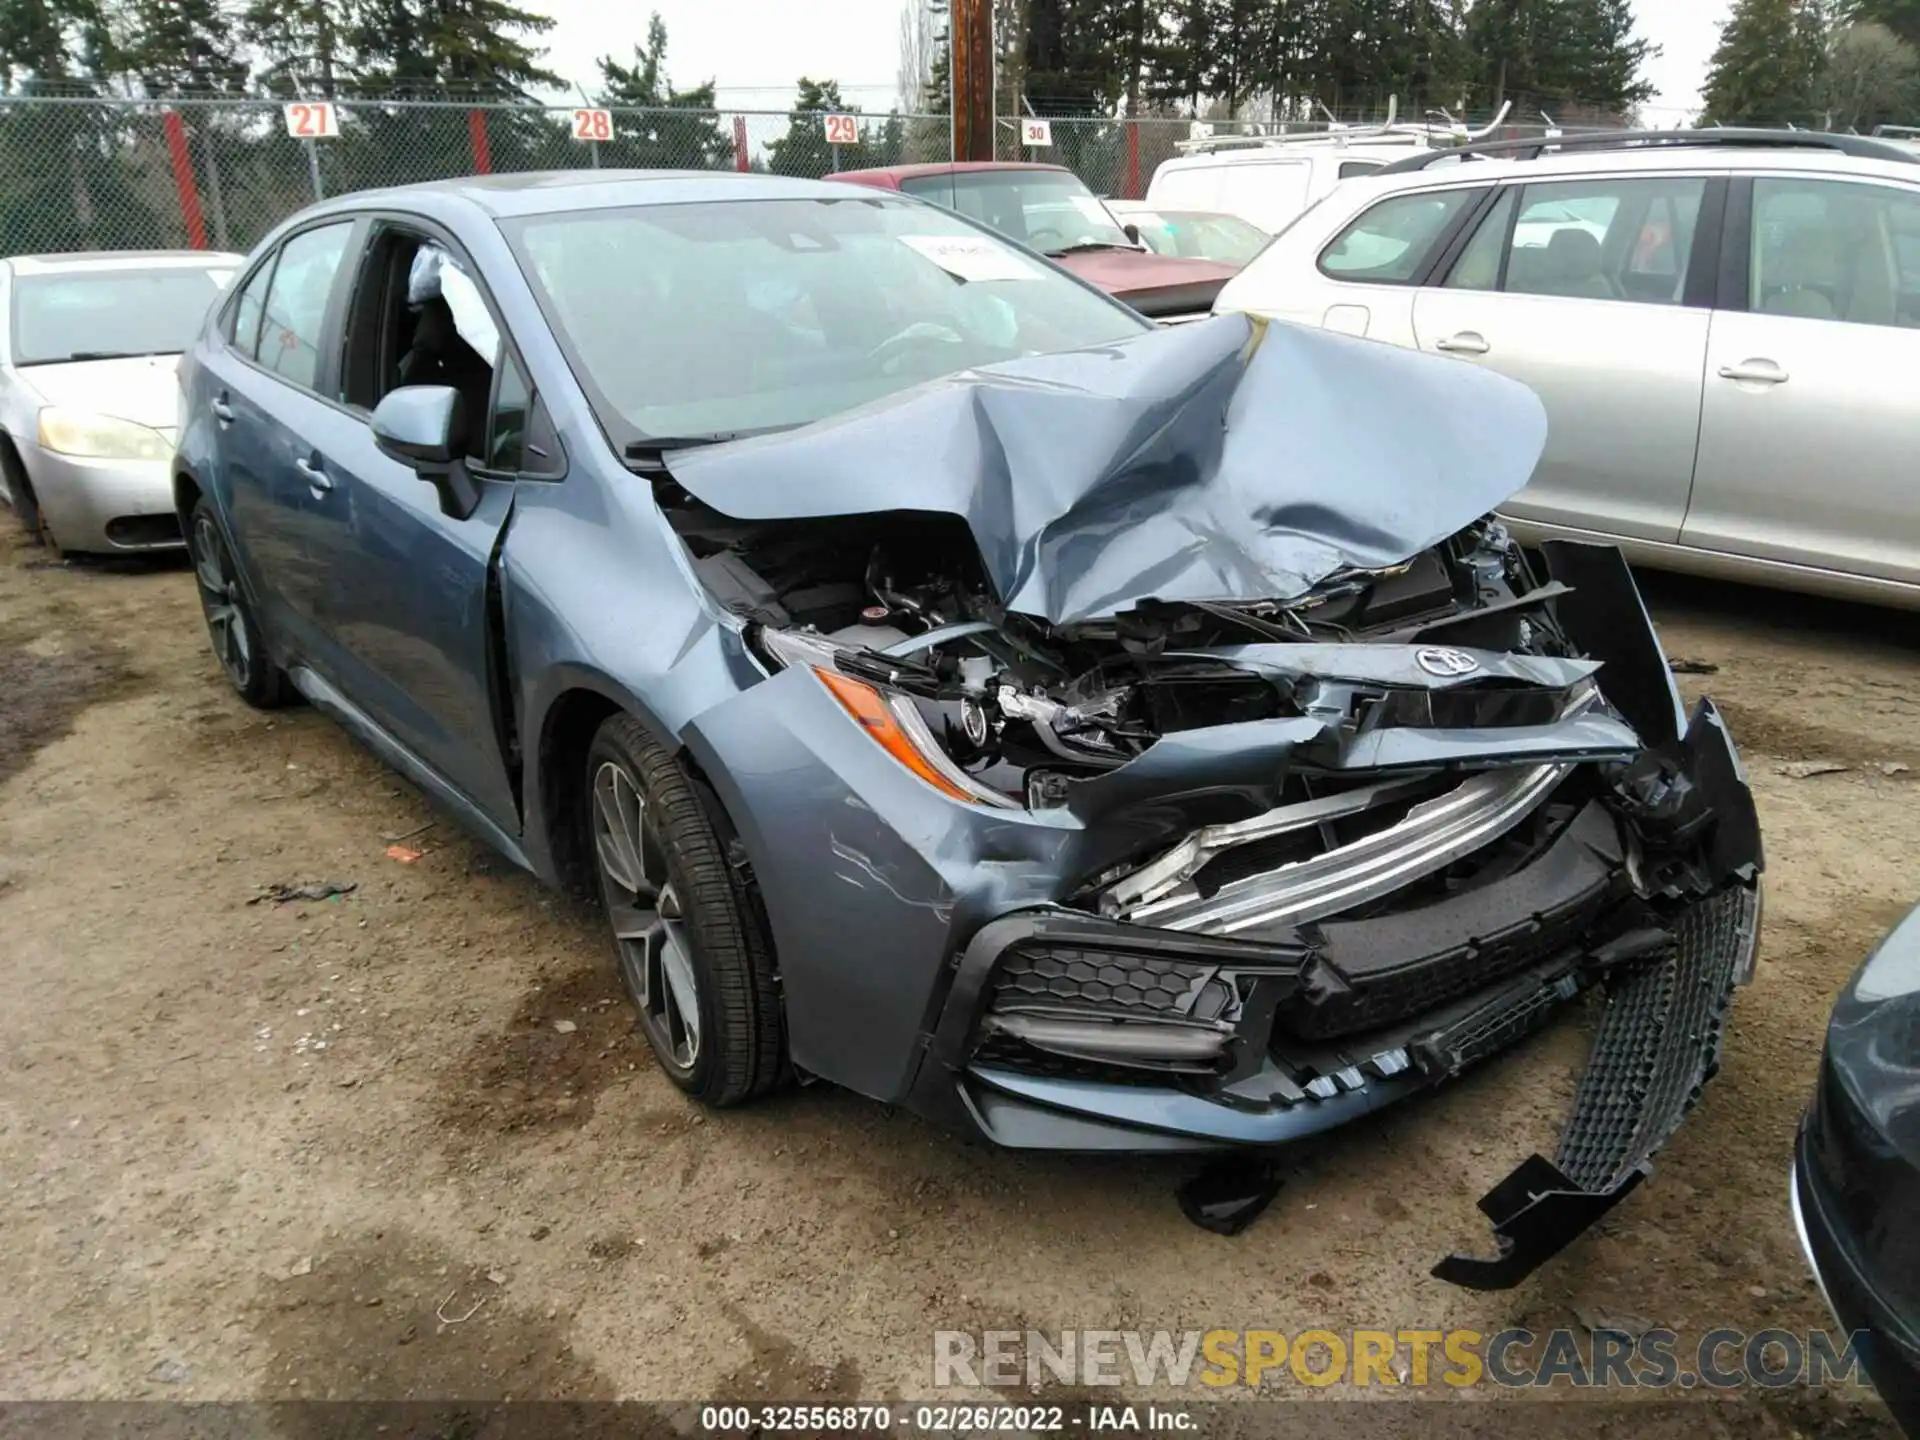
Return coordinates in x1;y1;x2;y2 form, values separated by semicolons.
227;257;276;360
1751;176;1920;329
255;221;354;389
1438;176;1706;306
1318;187;1481;284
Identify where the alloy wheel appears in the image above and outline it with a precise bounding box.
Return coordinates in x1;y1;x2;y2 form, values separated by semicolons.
190;514;252;689
592;759;701;1070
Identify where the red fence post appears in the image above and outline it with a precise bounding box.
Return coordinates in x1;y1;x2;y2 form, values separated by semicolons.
162;109;209;250
468;108;492;174
1125;121;1141;199
733;115;750;172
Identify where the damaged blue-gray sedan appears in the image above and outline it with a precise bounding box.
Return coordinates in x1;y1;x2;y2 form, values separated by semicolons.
175;172;1763;1290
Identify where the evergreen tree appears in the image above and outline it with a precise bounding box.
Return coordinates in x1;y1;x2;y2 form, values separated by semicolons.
767;77;869;176
1022;0;1131;111
1701;0;1827;124
240;0;343;97
347;0;559;97
1465;0;1543;109
596;13;731;169
0;0;110;88
120;0;247;95
1560;0;1657;114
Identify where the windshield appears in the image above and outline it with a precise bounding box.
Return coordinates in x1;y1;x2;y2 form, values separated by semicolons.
897;169;1134;255
1124;210;1269;265
507;197;1148;446
12;267;232;365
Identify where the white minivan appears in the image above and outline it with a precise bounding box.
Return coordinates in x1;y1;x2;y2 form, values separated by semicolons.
1145;104;1517;235
1145;138;1427;233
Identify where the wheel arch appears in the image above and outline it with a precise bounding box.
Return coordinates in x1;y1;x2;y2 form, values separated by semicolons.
0;429;37;508
172;464;205;525
528;671;687;895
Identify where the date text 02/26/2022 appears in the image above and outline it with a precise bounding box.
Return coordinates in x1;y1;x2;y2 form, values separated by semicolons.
698;1405;1197;1432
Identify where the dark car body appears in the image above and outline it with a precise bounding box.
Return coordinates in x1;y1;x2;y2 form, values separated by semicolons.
1796;905;1920;1433
831;162;1238;318
176;171;1763;1291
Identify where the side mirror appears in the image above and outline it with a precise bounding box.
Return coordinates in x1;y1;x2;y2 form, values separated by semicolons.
1122;222;1142;246
370;385;480;520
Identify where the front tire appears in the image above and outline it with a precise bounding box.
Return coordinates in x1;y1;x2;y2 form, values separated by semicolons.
586;714;783;1106
2;444;50;548
187;497;289;709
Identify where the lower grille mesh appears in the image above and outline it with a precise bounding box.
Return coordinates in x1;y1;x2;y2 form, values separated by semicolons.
1555;884;1759;1192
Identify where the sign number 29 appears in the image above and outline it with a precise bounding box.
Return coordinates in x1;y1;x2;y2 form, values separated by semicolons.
822;114;858;146
571;108;613;142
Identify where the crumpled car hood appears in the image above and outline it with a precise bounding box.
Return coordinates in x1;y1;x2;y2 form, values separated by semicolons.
665;313;1549;625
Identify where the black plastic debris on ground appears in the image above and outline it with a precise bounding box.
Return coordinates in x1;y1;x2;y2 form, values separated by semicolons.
250;880;359;905
1177;1156;1282;1236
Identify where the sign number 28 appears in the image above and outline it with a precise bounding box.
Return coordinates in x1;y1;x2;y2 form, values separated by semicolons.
571;108;613;142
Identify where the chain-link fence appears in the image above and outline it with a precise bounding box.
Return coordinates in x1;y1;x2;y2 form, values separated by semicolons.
0;94;1634;258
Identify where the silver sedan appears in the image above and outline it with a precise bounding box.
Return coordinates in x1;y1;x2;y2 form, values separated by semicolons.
0;249;241;553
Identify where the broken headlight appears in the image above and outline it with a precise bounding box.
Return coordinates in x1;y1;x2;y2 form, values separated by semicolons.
758;627;1020;810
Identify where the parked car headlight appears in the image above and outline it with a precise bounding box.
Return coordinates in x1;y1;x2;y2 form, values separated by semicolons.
1853;905;1920;1003
758;626;1018;809
37;407;173;462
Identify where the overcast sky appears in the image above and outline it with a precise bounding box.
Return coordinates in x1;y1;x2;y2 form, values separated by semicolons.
536;0;1728;122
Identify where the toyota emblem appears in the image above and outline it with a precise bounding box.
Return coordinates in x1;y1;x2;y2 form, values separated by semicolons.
1415;647;1481;678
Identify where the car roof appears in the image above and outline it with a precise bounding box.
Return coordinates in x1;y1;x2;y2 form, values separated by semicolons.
309;168;922;220
1361;140;1920;190
1107;199;1242;217
4;249;245;274
1156;141;1425;170
834;161;1071;183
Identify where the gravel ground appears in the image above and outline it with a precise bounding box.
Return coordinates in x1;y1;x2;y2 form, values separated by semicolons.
0;524;1913;1432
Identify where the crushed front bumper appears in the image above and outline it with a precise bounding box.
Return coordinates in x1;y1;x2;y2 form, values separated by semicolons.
686;542;1763;1288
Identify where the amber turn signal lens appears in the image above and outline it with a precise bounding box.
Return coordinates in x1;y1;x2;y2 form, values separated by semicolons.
815;667;984;806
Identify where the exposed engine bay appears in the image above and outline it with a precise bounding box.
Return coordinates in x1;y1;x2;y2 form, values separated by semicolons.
668;487;1573;809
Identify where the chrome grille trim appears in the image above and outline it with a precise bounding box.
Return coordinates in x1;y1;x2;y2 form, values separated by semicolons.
1112;762;1571;936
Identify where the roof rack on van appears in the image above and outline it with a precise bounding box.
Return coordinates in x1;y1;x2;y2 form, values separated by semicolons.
1170;98;1514;154
1872;124;1920;139
1373;127;1920;174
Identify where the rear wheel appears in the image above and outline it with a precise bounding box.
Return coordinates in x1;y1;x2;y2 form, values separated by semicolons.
586;714;783;1105
188;498;289;709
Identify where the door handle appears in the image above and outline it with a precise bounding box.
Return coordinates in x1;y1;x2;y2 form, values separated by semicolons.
1718;359;1788;386
295;456;334;493
1436;331;1491;356
210;395;235;424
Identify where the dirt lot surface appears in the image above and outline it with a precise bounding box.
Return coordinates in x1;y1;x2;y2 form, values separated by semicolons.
1;523;1914;1432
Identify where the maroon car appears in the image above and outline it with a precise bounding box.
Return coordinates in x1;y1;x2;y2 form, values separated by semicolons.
831;162;1238;320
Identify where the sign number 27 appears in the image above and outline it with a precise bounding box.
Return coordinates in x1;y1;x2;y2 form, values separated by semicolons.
282;101;338;139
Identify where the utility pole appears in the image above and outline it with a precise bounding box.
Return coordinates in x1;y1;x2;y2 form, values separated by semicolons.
951;0;994;161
